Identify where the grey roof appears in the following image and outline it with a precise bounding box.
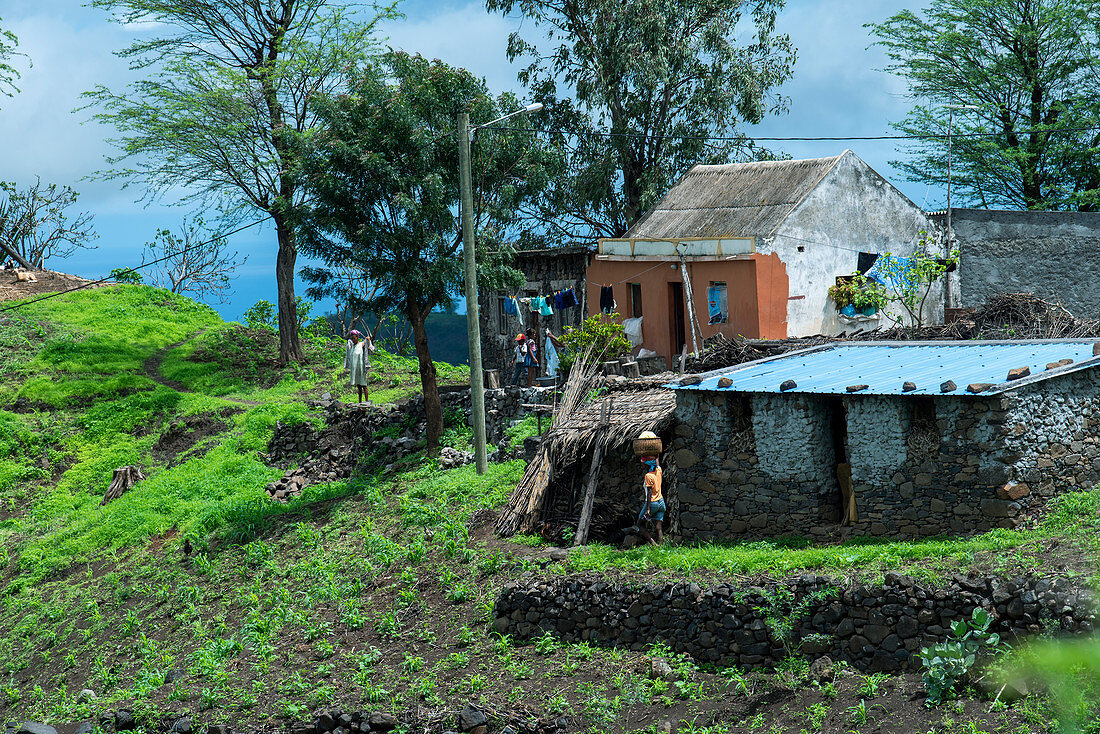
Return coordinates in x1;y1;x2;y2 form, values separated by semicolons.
625;152;846;239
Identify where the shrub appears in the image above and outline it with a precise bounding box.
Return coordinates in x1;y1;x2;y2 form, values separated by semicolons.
918;607;1005;705
109;267;143;284
560;313;632;365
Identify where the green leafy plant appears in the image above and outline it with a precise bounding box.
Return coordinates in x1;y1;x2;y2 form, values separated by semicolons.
109;267;143;284
874;233;959;327
560;312;632;364
918;607;1005;705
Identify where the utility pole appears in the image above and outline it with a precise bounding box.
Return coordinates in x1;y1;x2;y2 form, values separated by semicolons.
458;103;543;475
944;104;979;311
458;112;488;474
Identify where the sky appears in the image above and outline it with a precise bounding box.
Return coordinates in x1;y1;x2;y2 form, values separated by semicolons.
0;0;937;321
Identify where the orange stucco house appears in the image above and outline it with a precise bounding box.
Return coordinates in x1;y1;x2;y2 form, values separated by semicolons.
586;151;937;367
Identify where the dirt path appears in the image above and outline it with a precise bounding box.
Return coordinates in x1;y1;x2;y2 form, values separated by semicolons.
142;332;263;407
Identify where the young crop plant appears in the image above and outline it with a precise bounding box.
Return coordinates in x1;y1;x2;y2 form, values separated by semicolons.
858;672;889;698
919;607;1006;705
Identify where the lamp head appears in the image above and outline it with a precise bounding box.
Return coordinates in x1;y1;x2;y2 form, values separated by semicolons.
524;103;544;113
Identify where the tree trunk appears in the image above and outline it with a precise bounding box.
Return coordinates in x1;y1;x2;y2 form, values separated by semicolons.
274;214;303;364
409;307;442;452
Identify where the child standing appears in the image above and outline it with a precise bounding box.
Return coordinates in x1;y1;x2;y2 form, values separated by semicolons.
510;333;529;386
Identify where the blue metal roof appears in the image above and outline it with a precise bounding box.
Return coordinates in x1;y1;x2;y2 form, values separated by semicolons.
670;340;1100;396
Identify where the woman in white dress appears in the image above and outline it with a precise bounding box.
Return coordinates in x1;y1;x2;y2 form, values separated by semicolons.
344;329;376;404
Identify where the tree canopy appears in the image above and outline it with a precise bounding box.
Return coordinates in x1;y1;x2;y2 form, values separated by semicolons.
295;51;555;450
85;0;397;362
486;0;796;240
0;16;22;105
870;0;1100;211
0;178;97;268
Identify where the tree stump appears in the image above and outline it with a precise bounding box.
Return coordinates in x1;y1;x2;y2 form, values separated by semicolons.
484;369;500;389
102;466;146;505
620;361;641;379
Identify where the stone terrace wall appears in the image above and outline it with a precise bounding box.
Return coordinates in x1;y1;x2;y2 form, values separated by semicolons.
494;573;1096;673
672;369;1100;540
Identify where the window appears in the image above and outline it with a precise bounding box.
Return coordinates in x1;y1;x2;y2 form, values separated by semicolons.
707;281;728;324
629;283;642;317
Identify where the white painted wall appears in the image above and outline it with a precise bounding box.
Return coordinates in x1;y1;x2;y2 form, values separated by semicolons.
761;151;939;336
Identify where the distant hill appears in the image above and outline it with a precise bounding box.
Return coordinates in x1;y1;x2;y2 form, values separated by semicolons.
333;312;470;366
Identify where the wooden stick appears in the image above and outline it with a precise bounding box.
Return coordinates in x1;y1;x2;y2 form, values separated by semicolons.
574;445;604;547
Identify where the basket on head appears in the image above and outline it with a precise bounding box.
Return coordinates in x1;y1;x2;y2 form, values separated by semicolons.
632;431;663;457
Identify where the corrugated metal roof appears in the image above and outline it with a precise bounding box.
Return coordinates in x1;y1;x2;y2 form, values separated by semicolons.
625;153;845;239
670;341;1100;396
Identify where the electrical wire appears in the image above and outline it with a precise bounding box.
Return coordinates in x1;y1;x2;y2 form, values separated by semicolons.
489;123;1100;143
0;218;267;315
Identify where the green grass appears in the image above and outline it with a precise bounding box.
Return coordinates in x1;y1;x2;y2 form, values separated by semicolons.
565;488;1100;581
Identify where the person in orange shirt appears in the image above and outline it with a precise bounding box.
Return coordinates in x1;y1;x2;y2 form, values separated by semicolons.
637;456;664;545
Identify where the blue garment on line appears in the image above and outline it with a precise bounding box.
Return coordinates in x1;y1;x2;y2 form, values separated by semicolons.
503;297;518;315
865;255;917;291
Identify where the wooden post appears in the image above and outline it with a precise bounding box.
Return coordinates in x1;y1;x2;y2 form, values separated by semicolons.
620;361;640;379
0;240;34;271
677;253;701;355
574;399;610;546
484;369;500;389
575;446;604;547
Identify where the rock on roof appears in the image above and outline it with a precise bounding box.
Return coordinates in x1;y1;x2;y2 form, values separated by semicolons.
625;152;847;240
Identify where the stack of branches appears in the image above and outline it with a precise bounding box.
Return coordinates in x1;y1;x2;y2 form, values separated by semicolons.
495;345;677;537
686;293;1100;373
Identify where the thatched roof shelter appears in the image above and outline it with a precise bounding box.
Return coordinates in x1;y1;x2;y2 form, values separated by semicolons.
495;383;677;537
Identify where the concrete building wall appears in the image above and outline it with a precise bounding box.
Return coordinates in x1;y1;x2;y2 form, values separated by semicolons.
941;209;1100;317
584;253;789;366
770;151;939;336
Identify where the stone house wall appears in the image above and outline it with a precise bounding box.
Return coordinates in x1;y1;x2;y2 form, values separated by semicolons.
494;572;1096;673
479;248;591;378
671;368;1100;541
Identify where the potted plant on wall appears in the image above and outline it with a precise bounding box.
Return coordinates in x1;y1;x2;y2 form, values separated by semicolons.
851;279;888;316
827;278;859;317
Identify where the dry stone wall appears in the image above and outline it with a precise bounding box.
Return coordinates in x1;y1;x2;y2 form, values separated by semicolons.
494;572;1096;673
671;367;1100;540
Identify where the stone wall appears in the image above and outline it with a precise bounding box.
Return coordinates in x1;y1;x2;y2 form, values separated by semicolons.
479;248;591;377
671;368;1100;540
494;573;1096;673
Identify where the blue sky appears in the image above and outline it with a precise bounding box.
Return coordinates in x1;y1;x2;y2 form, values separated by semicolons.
0;0;936;321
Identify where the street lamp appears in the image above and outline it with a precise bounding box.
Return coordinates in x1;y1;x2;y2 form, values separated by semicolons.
944;104;980;309
458;102;544;474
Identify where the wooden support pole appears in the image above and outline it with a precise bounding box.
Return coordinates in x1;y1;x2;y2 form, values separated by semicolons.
0;240;34;271
574;445;604;547
677;253;702;355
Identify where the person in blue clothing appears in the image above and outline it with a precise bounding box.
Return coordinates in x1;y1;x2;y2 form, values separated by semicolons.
523;328;540;387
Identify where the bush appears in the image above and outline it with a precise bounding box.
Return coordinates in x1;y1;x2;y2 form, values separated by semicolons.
561;313;632;365
918;607;1005;705
109;267;143;284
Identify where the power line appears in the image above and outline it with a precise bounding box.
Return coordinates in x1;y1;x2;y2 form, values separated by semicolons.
489;123;1100;143
0;218;266;315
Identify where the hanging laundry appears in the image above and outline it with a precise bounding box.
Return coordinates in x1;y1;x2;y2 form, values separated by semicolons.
857;252;879;274
544;337;560;376
503;297;518;316
600;285;615;313
866;255;916;290
529;296;545;313
707;286;726;324
552;291;565;310
539;299;554;316
561;287;579;309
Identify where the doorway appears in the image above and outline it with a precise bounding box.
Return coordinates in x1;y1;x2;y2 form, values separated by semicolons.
825;396;852;523
669;282;686;358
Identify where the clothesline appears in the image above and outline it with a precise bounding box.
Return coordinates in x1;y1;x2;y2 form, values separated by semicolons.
586;260;670;288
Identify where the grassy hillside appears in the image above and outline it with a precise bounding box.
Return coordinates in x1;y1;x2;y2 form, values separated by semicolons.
0;285;1096;734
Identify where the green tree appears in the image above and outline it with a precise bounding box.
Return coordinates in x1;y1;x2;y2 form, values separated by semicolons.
0;16;24;105
85;0;398;363
486;0;796;240
870;0;1100;211
295;51;554;450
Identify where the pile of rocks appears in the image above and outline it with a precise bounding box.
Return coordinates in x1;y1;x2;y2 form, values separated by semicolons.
287;710;398;734
494;571;1097;673
439;446;475;469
